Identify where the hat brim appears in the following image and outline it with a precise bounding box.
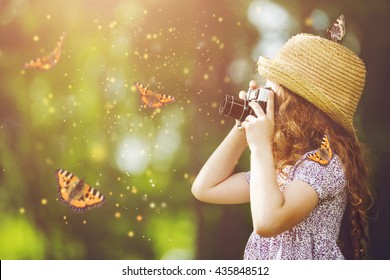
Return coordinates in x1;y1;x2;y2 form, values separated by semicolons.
257;56;354;134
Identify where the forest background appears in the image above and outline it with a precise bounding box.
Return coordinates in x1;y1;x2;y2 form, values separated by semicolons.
0;0;389;259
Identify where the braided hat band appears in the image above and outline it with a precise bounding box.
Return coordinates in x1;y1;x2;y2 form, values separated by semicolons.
257;33;366;134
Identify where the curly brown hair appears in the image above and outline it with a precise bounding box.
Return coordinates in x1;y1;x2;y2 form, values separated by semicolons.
272;87;374;259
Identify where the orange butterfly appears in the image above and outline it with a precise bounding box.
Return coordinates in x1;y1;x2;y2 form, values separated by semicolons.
55;169;105;212
24;32;65;70
306;135;333;165
135;82;175;108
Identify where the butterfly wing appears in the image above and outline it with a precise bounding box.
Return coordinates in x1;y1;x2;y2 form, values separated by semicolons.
80;182;105;210
327;14;346;43
25;32;65;70
135;83;158;107
55;169;105;212
67;182;105;213
55;169;80;203
306;135;333;165
320;134;333;160
153;92;176;108
135;82;175;108
307;150;326;165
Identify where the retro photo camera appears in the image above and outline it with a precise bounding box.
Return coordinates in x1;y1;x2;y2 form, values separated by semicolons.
218;86;271;122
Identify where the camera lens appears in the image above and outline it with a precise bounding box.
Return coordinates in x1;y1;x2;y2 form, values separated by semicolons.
219;95;251;122
219;87;270;122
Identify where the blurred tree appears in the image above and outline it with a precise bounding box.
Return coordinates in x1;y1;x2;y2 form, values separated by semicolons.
0;0;389;260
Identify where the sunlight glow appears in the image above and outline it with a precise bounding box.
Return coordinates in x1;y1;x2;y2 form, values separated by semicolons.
310;9;330;31
116;136;150;175
248;0;297;59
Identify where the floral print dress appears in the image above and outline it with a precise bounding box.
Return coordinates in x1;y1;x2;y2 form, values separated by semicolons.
244;153;347;260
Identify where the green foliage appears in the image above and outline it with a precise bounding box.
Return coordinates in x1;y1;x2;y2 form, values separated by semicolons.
0;216;46;259
0;0;388;259
145;211;196;259
0;0;255;259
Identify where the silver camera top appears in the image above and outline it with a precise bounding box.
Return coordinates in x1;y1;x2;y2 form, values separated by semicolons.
245;86;272;102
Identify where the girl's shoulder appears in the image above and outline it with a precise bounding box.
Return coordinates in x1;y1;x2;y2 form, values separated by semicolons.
289;151;346;200
290;134;344;181
291;150;345;178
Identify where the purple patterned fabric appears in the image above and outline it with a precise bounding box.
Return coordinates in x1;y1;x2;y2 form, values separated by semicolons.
244;153;347;260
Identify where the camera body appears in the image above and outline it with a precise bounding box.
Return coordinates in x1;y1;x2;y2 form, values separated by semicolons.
219;86;271;122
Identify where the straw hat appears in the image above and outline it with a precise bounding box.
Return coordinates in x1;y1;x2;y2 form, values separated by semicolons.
257;33;366;134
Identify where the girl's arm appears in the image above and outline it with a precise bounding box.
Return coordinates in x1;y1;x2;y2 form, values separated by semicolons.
249;142;318;237
241;93;318;237
191;124;250;204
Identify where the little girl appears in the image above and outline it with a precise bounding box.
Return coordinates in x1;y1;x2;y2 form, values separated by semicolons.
192;33;373;259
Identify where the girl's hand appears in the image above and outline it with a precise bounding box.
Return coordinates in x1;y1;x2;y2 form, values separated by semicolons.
240;90;274;151
239;80;257;100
